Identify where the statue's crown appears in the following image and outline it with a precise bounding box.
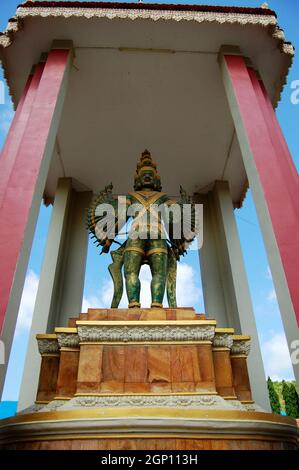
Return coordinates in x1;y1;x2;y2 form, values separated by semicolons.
136;150;158;176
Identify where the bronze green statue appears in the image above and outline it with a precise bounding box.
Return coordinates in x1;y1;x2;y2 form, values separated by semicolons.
87;150;198;308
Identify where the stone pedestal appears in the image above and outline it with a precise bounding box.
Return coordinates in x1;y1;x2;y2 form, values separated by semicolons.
231;336;253;406
212;329;236;400
0;308;298;450
72;310;217;398
55;328;80;400
35;334;60;404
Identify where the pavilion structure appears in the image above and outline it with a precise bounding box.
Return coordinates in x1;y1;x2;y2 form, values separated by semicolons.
0;1;298;450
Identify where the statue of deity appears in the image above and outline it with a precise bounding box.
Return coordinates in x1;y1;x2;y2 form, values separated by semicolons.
87;150;198;308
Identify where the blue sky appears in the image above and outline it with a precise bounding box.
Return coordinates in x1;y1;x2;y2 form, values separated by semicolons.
0;0;298;405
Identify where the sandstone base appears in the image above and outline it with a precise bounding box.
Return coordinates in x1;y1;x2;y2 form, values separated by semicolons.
5;308;298;450
0;408;297;450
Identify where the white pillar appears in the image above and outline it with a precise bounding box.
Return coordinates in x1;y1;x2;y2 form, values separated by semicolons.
219;49;299;387
198;192;232;327
18;179;91;411
199;181;270;410
49;189;92;329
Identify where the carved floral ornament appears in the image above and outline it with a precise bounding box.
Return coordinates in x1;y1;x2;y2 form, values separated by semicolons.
231;339;251;356
39;399;70;412
57;332;80;349
77;324;216;343
65;394;226;409
213;332;234;349
15;7;277;25
37;338;59;355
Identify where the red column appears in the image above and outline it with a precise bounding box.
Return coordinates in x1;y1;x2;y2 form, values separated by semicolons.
0;65;45;207
260;81;299;193
0;48;72;333
224;55;299;325
248;68;299;219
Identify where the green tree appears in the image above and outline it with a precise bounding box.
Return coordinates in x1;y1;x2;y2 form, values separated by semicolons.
267;377;281;414
282;380;299;418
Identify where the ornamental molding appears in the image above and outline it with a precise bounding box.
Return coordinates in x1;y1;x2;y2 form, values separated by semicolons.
225;399;246;410
18;403;46;415
61;394;232;410
213;333;233;349
0;5;293;114
6;19;22;34
0;7;284;53
0;35;12;48
281;43;295;56
38;399;70;412
57;332;80;349
272;27;285;41
231;339;251;356
243;402;267;413
15;7;278;28
37;338;59;355
77;324;215;343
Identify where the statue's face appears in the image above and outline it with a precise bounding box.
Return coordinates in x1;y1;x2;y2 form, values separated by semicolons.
139;169;155;189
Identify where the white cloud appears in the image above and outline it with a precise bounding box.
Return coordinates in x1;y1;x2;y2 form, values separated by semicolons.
267;288;277;303
0;107;14;134
261;332;294;381
0;80;5;105
82;262;202;311
266;266;273;280
15;270;39;336
176;262;202;306
82;282;112;312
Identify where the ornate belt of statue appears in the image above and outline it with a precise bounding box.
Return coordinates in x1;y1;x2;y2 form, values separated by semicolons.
87;150;199;309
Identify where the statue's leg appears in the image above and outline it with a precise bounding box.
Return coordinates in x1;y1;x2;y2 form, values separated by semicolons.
108;246;125;308
166;250;177;308
124;241;145;308
147;241;168;308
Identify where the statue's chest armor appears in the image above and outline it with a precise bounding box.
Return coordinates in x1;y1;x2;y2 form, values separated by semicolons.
129;191;166;211
128;192;166;234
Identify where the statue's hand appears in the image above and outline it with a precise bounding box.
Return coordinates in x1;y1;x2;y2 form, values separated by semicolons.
101;239;112;254
179;185;190;204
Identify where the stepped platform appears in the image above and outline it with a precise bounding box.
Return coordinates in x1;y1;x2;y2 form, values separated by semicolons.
0;308;297;450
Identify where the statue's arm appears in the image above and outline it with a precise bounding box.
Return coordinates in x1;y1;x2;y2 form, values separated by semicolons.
162;190;199;257
101;195;131;252
87;185;131;253
113;195;131;238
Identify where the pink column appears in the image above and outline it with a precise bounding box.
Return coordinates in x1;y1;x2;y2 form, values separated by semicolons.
261;81;299;193
223;54;299;326
0;64;45;207
248;68;299;219
0;48;72;333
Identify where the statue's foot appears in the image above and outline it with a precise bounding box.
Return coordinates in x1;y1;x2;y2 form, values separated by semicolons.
128;301;141;308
